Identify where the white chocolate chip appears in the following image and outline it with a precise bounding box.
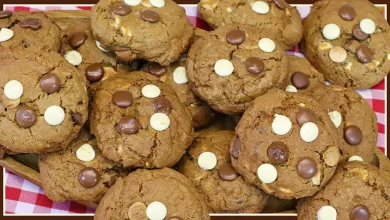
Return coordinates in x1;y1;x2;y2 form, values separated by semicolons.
124;0;141;6
317;206;337;220
258;38;276;53
214;59;234;77
114;16;121;29
150;0;165;8
96;41;109;52
141;84;161;98
329;46;347;63
172;67;188;84
345;62;353;71
322;24;341;40
348;155;364;162
360;18;376;34
198;152;217;170
150;113;170;131
311;170;321;185
44;106;65;126
0;28;14;42
76;144;96;162
4;80;23;100
257;163;277;184
387;54;390;60
285;85;298;93
227;7;233;12
272;114;292;136
2;95;20;109
146;201;167;220
319;42;333;50
300;122;319;143
64;50;82;66
298;103;306;107
328;111;342;128
120;27;132;37
251;1;269;14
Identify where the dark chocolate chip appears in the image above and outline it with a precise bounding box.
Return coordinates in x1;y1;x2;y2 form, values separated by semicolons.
350;205;370;220
78;167;98;188
140;10;160;23
117;115;140;134
148;62;167;77
267;142;289;164
112;3;131;16
85;63;105;82
291;72;309;90
296;108;317;126
356;45;374;63
218;163;239;181
15;106;36;128
296;157;318;179
226;29;246;45
68;31;88;48
112;91;133;108
0;10;12;19
152;97;172;115
245;57;265;74
339;4;356;21
192;105;214;129
40;73;61;94
19;18;41;30
344;125;362;145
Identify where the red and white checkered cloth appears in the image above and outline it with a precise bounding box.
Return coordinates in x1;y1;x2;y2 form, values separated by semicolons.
3;4;387;215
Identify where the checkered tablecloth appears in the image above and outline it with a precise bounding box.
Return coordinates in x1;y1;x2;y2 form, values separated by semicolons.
3;4;387;215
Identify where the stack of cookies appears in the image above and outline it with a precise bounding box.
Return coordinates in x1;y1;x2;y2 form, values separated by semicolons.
0;0;389;219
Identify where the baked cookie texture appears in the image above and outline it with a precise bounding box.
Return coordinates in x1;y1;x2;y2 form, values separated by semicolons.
178;129;269;213
94;168;210;220
232;89;339;199
142;60;215;129
91;0;194;66
39;135;127;203
0;49;89;153
186;25;288;114
301;0;390;88
310;85;378;164
198;0;303;50
297;161;390;220
0;11;61;52
90;72;194;168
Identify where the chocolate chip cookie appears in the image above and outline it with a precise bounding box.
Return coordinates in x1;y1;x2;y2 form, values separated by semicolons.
39;134;127;203
0;11;61;52
231;89;339;199
90;71;194;168
301;0;390;88
186;25;288;114
297;161;390;220
373;148;390;174
178;129;269;213
0;49;88;153
142;60;215;129
94;168;210;220
91;0;194;66
282;55;326;94
310;85;378;164
198;0;303;50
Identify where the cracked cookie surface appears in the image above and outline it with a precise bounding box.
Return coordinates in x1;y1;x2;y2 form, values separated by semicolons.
91;0;194;66
301;0;390;88
198;0;303;50
0;49;88;153
39;134;128;203
297;161;390;220
0;11;61;52
231;89;339;199
90;72;194;168
178;129;268;213
94;168;210;220
186;25;288;114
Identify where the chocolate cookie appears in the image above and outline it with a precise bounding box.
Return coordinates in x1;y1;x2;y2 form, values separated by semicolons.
91;0;194;66
142;60;215;129
310;85;377;163
39;135;127;203
282;55;326;93
301;0;390;88
231;89;339;199
297;161;390;220
198;0;303;50
178;129;268;213
0;49;88;153
186;25;288;114
0;11;61;52
94;168;210;220
90;72;194;168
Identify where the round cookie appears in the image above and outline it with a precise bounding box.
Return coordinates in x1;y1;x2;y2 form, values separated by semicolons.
0;11;61;52
90;72;194;168
39;135;127;203
91;0;194;66
297;161;390;220
186;25;289;114
301;0;390;88
231;89;339;199
0;49;88;153
198;0;303;50
142;60;215;129
282;55;326;93
94;168;210;220
372;148;390;175
310;85;377;163
178;129;269;213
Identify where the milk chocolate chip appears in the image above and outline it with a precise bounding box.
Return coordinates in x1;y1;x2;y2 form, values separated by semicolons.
15;106;36;128
226;29;246;45
148;62;167;77
296;108;317;126
85;63;105;82
112;91;133;108
117;115;140;134
353;24;369;41
267;142;289;164
218;163;239;181
245;57;264;74
152;97;172;115
297;157;317;178
19;18;41;30
141;10;160;23
339;4;356;21
112;3;131;16
231;138;241;158
40;73;61;94
291;72;309;89
350;205;370;220
78;167;98;188
344;125;362;145
272;0;286;10
0;10;12;19
68;32;87;48
356;45;374;63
